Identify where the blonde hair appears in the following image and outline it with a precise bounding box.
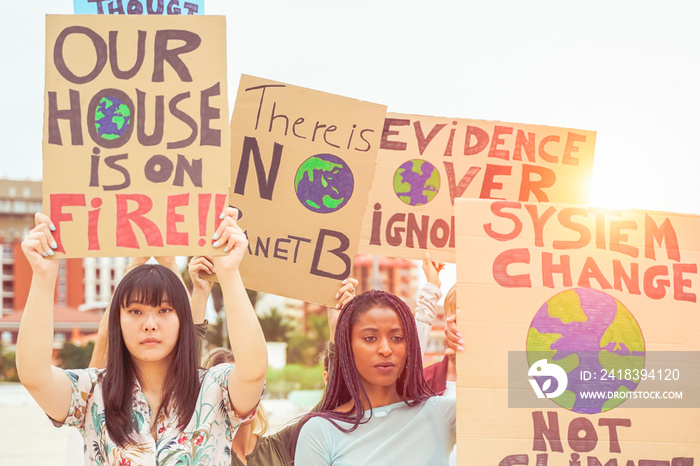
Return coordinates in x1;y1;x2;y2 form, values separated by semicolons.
444;285;457;318
202;347;269;436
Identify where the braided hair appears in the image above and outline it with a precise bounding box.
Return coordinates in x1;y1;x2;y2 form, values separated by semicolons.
290;289;434;452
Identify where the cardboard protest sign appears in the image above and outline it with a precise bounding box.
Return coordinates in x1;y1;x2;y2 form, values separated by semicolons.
455;198;700;464
229;75;386;306
43;15;228;257
74;0;204;15
359;114;596;263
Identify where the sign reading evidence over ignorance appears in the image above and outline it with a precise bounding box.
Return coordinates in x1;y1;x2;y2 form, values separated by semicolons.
360;114;596;263
229;75;386;306
455;198;699;464
43;15;229;257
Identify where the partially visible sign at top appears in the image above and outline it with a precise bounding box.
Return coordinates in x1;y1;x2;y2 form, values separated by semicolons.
74;0;204;15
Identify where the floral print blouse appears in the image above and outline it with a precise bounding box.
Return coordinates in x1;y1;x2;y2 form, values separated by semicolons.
52;364;254;465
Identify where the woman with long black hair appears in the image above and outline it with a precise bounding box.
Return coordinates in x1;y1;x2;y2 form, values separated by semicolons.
16;208;267;465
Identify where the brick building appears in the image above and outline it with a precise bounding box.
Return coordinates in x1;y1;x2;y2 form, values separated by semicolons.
0;179;103;350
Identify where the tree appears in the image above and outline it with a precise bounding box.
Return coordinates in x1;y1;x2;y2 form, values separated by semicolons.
258;307;295;342
2;351;18;382
287;313;329;366
205;317;225;348
0;340;5;380
58;341;95;369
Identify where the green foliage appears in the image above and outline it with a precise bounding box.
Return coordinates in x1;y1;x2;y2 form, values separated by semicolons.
2;351;18;382
264;363;325;398
246;289;258;309
205;316;225;348
57;341;95;369
306;313;330;349
286;313;329;366
286;333;318;366
258;307;295;342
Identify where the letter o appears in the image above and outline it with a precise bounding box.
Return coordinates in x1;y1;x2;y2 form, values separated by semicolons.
127;0;144;14
145;155;174;183
54;26;107;84
567;417;597;452
430;218;450;248
87;89;135;148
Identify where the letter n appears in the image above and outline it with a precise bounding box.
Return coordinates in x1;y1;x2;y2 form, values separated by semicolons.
233;136;282;200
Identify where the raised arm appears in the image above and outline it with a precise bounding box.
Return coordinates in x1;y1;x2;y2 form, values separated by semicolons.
321;278;358;389
211;208;267;417
187;255;215;325
328;277;358;343
415;252;444;356
444;315;461;383
16;213;73;422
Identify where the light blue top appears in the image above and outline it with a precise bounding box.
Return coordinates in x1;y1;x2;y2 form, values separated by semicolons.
294;382;456;465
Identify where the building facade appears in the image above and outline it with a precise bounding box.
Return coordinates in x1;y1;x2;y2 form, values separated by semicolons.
0;179;103;349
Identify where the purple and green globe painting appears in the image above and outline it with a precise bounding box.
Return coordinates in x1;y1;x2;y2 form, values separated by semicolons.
294;154;354;213
526;288;645;413
393;159;440;206
95;96;131;140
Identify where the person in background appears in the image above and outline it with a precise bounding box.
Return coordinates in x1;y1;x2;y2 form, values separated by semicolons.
197;279;358;466
292;289;456;465
17;208;267;465
422;284;456;395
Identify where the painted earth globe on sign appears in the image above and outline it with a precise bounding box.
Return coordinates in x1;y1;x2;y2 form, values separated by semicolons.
95;96;131;140
393;159;440;206
294;153;354;213
526;288;645;414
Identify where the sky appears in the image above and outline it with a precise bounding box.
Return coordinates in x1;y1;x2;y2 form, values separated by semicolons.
1;0;699;221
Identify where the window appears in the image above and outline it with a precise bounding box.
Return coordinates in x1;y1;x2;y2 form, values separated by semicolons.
8;187;16;197
55;333;66;346
13;200;26;213
57;261;67;306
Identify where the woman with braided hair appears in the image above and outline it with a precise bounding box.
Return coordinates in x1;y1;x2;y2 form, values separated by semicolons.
292;289;456;465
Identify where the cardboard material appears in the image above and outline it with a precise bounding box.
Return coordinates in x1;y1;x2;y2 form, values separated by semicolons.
455;199;700;463
360;114;596;262
73;0;204;15
43;15;228;257
229;75;386;306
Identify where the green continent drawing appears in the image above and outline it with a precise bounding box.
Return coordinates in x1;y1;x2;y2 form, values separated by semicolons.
95;96;131;140
526;288;645;414
294;154;354;213
393;159;440;206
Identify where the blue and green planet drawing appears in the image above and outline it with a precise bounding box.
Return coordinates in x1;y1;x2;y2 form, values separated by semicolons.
294;154;354;213
526;288;645;414
95;96;131;140
392;159;440;206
